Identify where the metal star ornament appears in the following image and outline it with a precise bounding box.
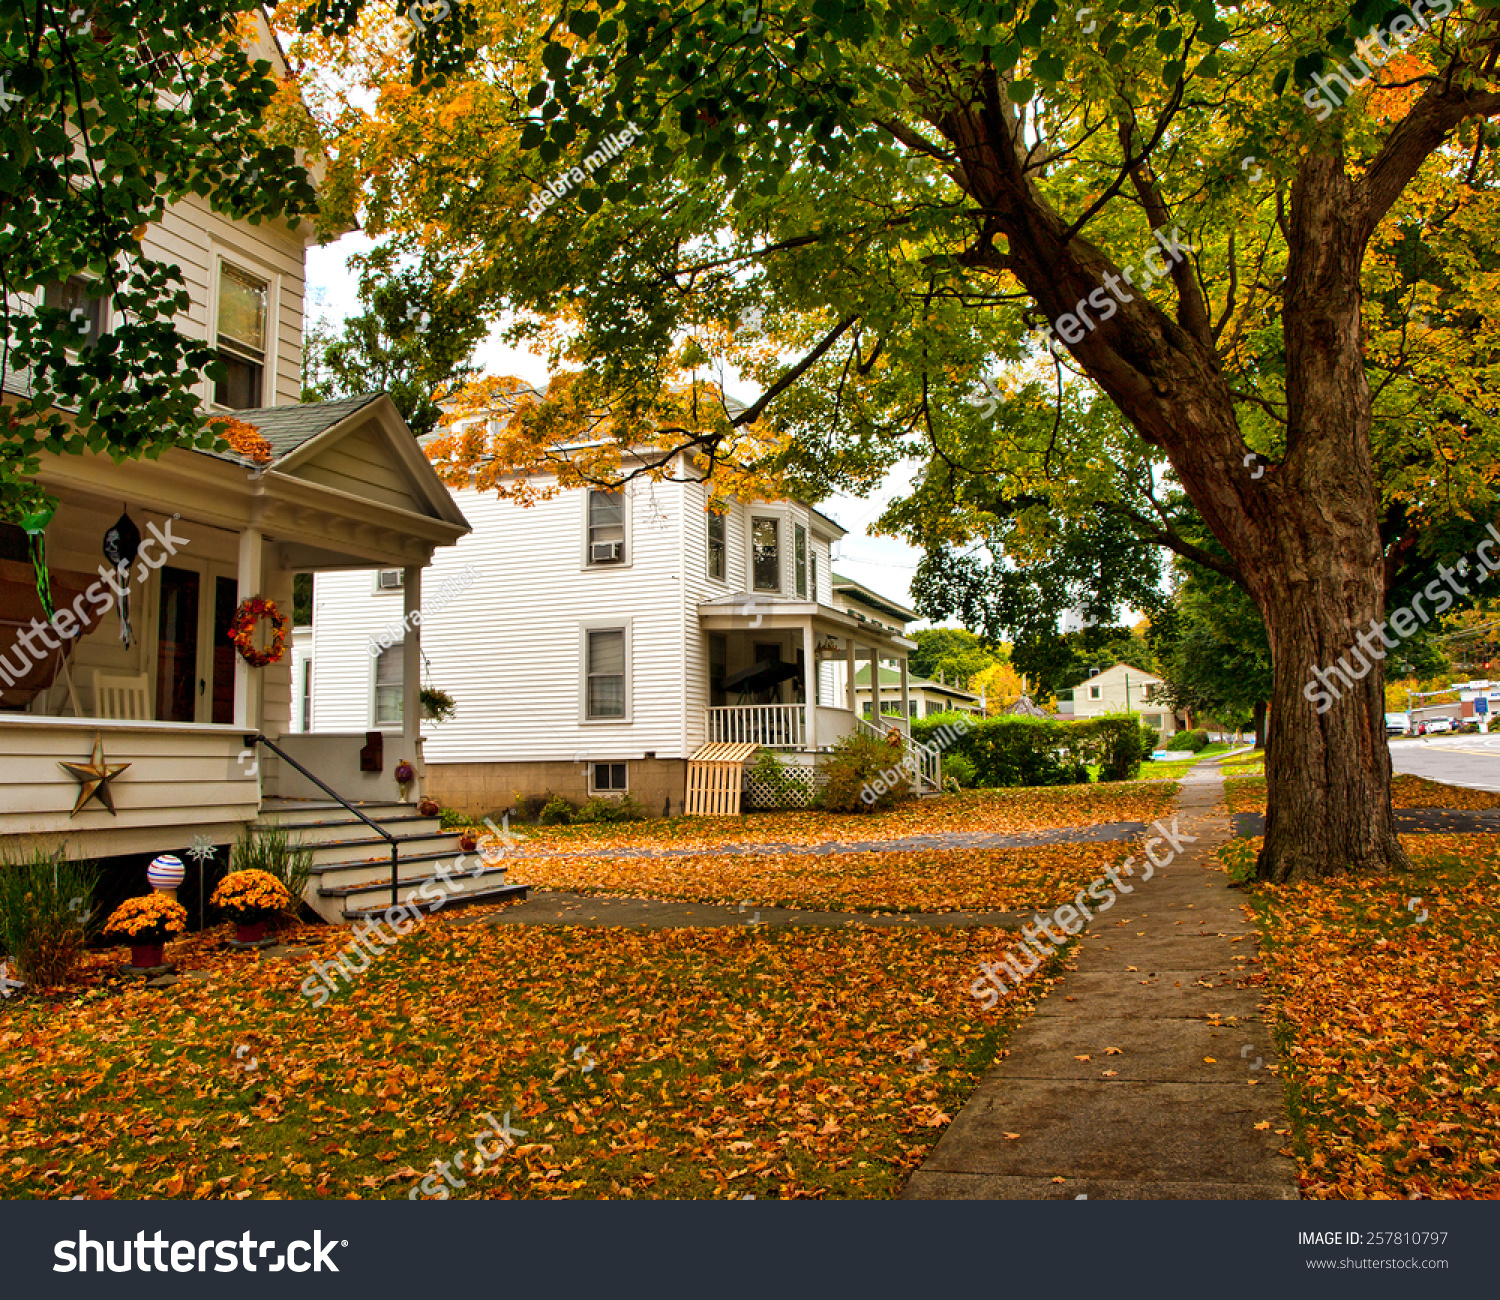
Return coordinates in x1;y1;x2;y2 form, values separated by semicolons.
58;734;130;817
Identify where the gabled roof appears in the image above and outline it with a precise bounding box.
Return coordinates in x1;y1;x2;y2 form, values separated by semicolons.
852;664;981;700
206;393;385;462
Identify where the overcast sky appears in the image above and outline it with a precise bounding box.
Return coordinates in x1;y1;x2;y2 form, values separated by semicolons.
307;234;932;618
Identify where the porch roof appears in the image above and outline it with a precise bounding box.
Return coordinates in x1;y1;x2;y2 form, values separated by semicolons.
34;393;470;572
697;594;916;653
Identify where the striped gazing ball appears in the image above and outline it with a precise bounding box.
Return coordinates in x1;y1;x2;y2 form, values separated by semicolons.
147;854;186;891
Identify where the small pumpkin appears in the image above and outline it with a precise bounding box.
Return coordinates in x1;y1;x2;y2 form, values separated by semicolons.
418;797;440;817
458;831;478;852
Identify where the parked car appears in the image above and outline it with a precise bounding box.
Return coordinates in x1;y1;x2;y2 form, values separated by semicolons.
1423;716;1454;735
1385;712;1409;736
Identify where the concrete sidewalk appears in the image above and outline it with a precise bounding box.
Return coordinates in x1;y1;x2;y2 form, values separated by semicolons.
903;756;1299;1200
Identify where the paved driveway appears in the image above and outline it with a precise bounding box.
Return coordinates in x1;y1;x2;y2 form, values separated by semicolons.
1389;733;1500;791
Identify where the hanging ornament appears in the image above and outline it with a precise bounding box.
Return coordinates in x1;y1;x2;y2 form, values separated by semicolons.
19;502;56;620
102;508;141;647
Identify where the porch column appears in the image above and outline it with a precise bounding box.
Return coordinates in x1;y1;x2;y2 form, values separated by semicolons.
402;564;422;801
802;623;817;751
869;644;881;722
845;635;857;710
900;655;911;725
233;526;263;730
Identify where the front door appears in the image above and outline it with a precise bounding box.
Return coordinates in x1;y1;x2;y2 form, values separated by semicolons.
156;566;199;722
209;574;238;724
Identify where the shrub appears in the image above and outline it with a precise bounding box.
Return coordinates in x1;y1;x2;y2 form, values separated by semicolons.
942;753;977;788
746;749;813;808
0;846;96;988
104;893;187;946
539;796;575;825
211;869;293;922
511;792;557;823
231;825;312;917
1165;728;1210;753
817;732;912;813
573;795;649;824
910;712;1146;786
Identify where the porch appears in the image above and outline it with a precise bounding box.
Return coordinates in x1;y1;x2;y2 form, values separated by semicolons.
0;394;471;862
697;594;940;792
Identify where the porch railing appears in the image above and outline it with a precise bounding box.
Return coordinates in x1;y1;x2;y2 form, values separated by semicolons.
245;732;400;908
706;704;807;748
856;715;942;791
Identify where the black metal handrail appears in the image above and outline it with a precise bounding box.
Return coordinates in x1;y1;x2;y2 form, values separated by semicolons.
245;732;400;908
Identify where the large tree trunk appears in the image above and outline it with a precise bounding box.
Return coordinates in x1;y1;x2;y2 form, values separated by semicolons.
937;72;1491;881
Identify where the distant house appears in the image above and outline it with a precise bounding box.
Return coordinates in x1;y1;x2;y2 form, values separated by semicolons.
308;470;942;815
1057;662;1182;741
852;665;983;719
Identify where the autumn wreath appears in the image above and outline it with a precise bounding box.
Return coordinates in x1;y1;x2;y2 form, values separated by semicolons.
229;596;289;667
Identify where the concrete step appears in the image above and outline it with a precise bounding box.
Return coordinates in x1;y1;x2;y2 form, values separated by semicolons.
291;831;458;870
255;798;419;828
334;866;527;920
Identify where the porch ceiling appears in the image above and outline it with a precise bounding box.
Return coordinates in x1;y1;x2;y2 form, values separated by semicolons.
697;596;916;653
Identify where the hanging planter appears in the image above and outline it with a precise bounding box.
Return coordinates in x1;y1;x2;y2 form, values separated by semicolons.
420;686;457;722
228;596;290;667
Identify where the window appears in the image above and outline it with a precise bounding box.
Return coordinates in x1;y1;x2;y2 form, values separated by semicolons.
377;569;404;591
707;511;726;581
794;524;808;598
810;547;818;599
751;516;780;591
215;263;267;409
300;659;313;732
374;645;403;726
586;627;626;718
591;762;628;793
1143;714;1162;730
43;276;105;349
587;490;626;565
1089;684;1102;700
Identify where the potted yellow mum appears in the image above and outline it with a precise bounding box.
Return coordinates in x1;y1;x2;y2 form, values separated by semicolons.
104;894;187;970
211;869;292;946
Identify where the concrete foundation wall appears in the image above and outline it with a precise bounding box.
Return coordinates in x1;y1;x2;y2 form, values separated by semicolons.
425;758;690;820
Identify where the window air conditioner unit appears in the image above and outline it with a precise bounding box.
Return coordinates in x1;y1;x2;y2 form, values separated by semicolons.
591;541;623;563
377;570;404;589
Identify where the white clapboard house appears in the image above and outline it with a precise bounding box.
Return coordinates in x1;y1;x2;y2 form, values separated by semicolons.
0;14;502;924
308;451;941;816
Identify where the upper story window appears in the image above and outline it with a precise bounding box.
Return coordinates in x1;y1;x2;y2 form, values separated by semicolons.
794;523;808;598
374;645;403;726
751;516;780;592
810;547;818;600
1089;684;1102;700
215;263;267;410
43;276;106;349
587;490;626;565
707;511;726;581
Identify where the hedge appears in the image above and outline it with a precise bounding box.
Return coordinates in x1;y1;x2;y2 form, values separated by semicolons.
911;711;1151;787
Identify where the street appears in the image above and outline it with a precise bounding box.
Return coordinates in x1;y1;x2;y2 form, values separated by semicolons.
1389;733;1500;791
